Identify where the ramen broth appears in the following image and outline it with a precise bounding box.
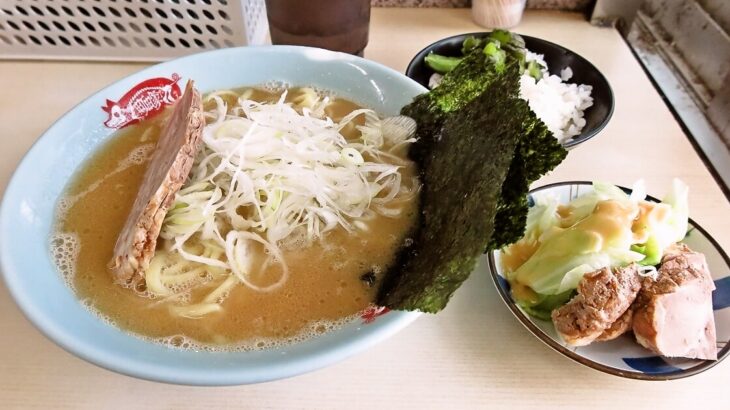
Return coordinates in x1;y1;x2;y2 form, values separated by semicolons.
53;87;418;349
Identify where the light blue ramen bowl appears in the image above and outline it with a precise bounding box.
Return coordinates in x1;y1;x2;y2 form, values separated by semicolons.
0;46;424;386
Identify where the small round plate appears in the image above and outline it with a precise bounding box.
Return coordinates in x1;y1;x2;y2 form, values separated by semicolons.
487;181;730;380
404;32;614;149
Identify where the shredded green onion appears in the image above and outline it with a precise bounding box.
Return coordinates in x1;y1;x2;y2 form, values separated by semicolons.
145;88;418;317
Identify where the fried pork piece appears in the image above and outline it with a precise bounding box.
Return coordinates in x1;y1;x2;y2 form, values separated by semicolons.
633;244;717;360
552;264;641;346
596;307;634;342
109;81;204;284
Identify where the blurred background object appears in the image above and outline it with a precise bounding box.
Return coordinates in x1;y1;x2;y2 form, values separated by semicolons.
0;0;269;61
617;0;730;189
372;0;590;11
0;0;598;63
471;0;527;28
265;0;370;56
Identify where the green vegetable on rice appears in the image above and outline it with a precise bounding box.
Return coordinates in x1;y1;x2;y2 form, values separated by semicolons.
424;31;542;80
424;53;463;74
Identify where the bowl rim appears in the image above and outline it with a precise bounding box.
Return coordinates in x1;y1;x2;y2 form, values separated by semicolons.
486;180;730;381
404;31;615;149
0;45;424;386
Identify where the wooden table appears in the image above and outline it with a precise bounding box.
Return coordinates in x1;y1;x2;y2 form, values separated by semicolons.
1;8;728;409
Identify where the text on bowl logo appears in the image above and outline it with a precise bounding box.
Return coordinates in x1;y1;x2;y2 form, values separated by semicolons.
101;73;182;129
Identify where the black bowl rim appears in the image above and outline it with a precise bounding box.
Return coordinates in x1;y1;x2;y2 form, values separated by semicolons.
404;32;615;149
486;180;730;381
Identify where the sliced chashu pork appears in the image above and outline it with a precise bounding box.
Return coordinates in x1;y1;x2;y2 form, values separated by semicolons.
109;81;204;284
633;243;717;360
552;264;641;346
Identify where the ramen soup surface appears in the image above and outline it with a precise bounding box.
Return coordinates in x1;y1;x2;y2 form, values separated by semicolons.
53;87;418;350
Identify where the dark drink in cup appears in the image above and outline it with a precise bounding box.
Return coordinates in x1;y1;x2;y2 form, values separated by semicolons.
265;0;371;56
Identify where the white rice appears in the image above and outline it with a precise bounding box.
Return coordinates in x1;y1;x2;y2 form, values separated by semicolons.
519;51;593;142
427;50;594;142
428;72;444;90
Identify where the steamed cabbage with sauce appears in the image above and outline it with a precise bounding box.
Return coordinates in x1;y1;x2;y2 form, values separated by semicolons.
501;180;690;319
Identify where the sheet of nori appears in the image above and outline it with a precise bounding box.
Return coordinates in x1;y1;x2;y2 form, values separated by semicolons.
488;105;566;250
376;39;567;311
377;65;524;313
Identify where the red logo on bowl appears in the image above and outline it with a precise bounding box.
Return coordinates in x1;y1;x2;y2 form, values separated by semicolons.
361;305;390;324
101;73;182;129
